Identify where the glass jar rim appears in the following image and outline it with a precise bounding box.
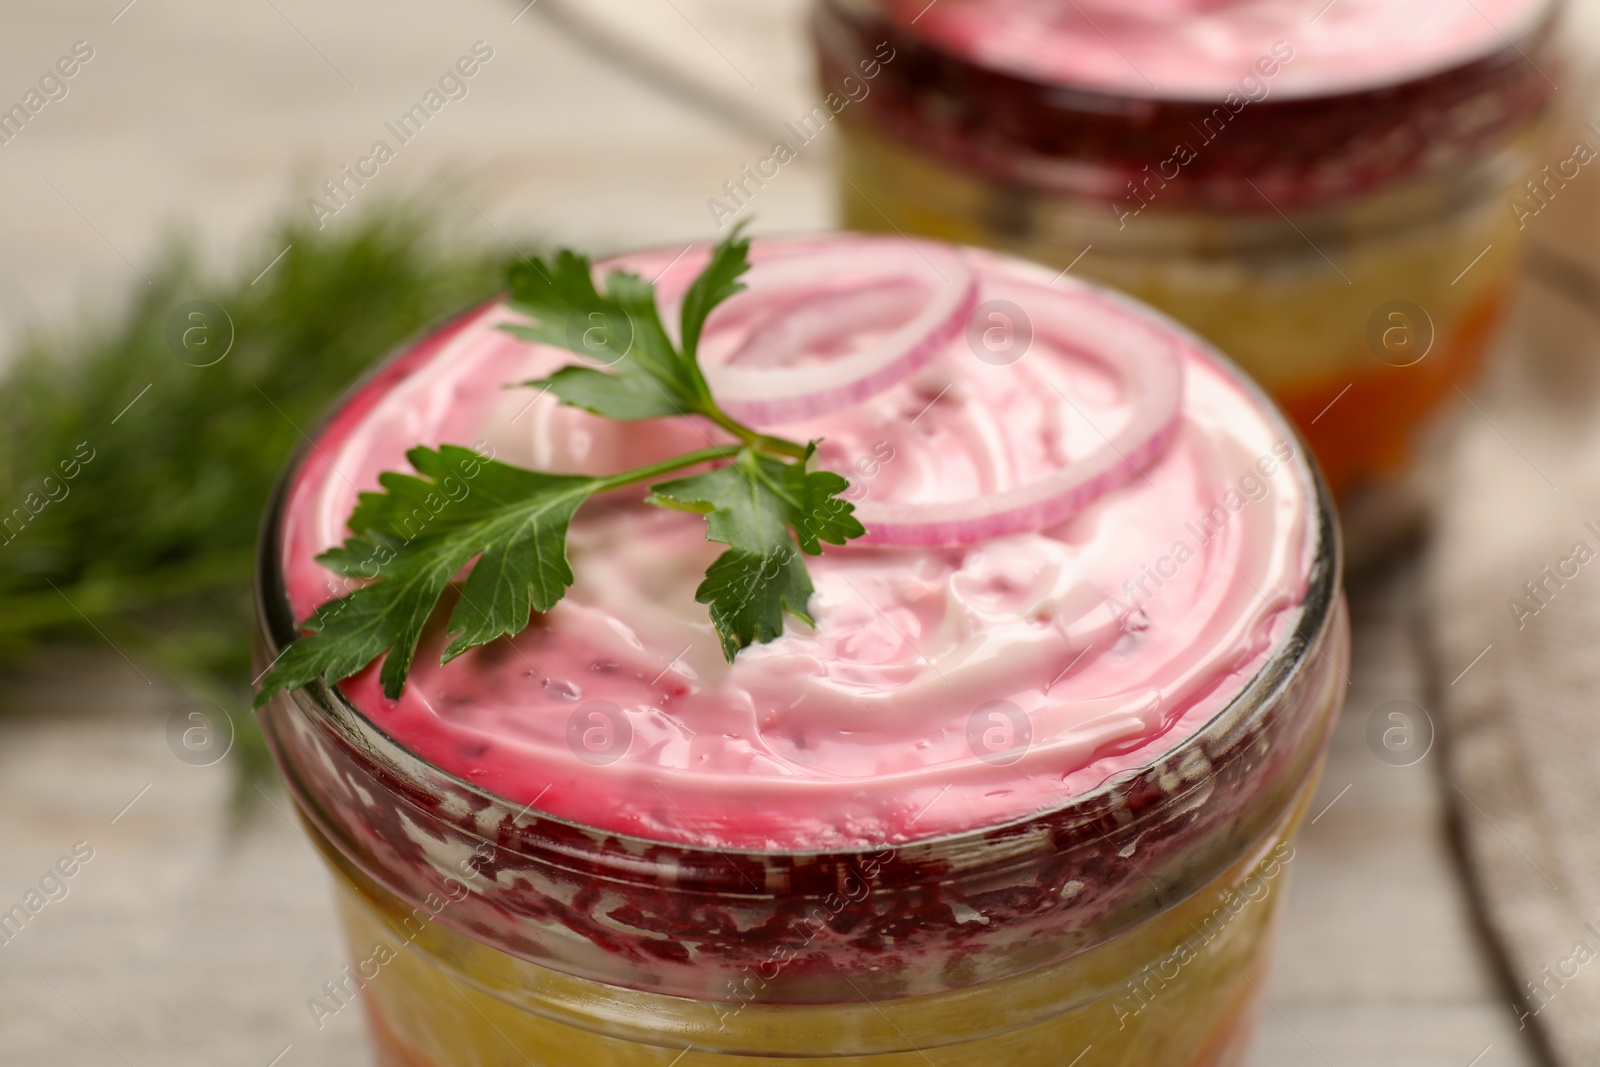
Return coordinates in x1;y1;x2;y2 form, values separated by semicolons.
252;264;1344;864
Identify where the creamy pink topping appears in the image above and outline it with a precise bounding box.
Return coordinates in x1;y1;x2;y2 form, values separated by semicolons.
279;242;1317;850
888;0;1552;100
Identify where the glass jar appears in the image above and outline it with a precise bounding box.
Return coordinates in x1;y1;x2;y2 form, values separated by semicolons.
813;0;1563;505
253;317;1348;1064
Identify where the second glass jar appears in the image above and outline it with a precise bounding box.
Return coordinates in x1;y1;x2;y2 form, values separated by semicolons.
815;0;1563;504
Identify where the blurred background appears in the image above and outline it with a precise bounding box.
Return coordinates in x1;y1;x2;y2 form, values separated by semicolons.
6;1;1600;1064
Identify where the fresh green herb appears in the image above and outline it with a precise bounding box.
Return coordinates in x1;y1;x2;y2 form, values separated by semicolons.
259;229;865;702
650;449;860;660
0;203;512;802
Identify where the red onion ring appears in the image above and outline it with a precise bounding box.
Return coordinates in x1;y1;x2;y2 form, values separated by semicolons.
599;237;978;427
719;284;927;370
703;244;976;425
850;276;1186;546
595;238;1183;544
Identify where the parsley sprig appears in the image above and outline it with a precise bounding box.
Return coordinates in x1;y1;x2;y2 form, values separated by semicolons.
259;230;864;703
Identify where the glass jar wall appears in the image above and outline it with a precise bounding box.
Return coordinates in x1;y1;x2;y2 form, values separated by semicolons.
256;461;1346;1066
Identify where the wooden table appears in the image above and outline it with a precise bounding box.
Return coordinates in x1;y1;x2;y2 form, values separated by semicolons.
0;1;1583;1063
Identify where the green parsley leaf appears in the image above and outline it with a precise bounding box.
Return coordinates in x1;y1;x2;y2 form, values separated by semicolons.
258;445;598;702
679;224;751;361
694;548;817;662
649;448;864;659
505;251;709;421
259;229;867;703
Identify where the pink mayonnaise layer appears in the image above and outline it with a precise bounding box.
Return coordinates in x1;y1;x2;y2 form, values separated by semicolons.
885;0;1552;100
279;241;1317;850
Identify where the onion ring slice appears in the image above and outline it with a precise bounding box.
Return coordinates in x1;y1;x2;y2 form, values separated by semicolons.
600;237;978;427
851;277;1186;545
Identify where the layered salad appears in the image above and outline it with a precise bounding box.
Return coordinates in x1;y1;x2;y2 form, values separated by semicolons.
258;234;1345;1065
